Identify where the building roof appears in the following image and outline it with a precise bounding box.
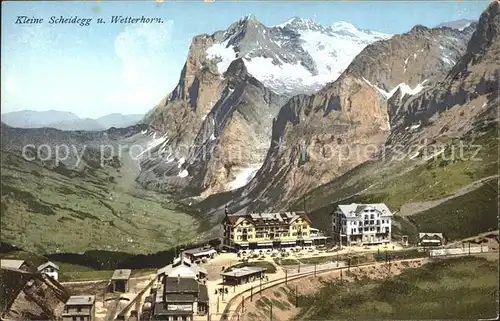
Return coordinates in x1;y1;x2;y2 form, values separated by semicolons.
112;269;132;280
164;277;200;293
337;203;392;217
37;261;59;272
184;247;217;257
65;295;95;306
225;211;311;227
0;259;26;270
165;294;196;302
221;266;266;278
419;233;444;239
157;254;207;277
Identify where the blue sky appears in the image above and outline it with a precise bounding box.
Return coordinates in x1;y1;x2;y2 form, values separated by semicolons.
1;0;489;119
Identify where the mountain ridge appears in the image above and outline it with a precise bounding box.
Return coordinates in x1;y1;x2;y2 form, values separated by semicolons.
1;110;144;131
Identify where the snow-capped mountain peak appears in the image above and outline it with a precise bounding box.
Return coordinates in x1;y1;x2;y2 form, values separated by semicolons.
277;17;323;30
205;15;393;95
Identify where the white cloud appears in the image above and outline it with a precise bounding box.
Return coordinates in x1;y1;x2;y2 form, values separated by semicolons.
114;21;173;87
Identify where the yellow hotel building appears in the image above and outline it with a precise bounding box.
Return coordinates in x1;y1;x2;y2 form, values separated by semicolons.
222;211;327;250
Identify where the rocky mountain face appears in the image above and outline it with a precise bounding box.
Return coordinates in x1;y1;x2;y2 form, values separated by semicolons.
139;59;286;196
289;1;499;240
141;16;389;196
199;17;478;215
388;0;499;141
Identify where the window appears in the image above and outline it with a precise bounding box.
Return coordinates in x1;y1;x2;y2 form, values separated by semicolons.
77;307;82;312
72;317;77;321
80;317;85;321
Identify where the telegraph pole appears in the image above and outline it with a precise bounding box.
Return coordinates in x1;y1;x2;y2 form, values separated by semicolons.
222;284;225;301
298;261;300;273
270;302;273;321
314;263;317;276
260;276;262;295
468;242;471;256
242;296;245;313
285;269;288;284
217;296;220;313
295;284;298;307
340;269;343;283
250;286;253;302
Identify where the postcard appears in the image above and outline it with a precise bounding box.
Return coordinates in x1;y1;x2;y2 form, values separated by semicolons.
1;0;498;320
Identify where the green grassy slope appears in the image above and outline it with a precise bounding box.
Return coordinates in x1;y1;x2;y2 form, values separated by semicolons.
295;256;499;320
0;151;208;254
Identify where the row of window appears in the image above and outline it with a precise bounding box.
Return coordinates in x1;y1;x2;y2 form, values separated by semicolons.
236;232;308;240
347;226;389;234
334;219;390;226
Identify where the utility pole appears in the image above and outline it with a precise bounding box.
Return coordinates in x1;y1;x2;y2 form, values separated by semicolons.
347;258;351;272
298;262;300;273
468;242;471;256
260;277;262;294
222;284;225;301
250;286;253;302
314;263;317;276
295;284;298;307
242;296;245;313
337;250;339;267
340;269;343;283
217;296;220;313
270;302;273;321
285;269;288;284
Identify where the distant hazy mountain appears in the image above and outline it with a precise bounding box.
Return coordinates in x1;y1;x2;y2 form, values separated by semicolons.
95;113;143;129
1;110;81;129
437;19;476;30
48;118;106;131
1;110;144;131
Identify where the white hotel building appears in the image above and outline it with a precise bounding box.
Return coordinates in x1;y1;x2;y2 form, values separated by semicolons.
332;203;393;246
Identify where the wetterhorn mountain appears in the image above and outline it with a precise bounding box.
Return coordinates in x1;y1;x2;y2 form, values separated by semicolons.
140;16;392;197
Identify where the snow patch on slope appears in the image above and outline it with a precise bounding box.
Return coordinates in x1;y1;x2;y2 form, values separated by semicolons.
136;132;168;159
362;78;428;100
178;169;189;178
206;39;237;74
226;164;263;190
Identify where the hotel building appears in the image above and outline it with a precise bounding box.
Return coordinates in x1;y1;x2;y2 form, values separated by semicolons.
222;211;327;251
332;203;393;246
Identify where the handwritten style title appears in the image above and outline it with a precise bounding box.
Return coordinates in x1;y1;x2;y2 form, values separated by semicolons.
15;15;165;26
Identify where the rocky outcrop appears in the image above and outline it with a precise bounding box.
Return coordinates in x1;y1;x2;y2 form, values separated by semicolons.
1;269;69;321
138;58;286;195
